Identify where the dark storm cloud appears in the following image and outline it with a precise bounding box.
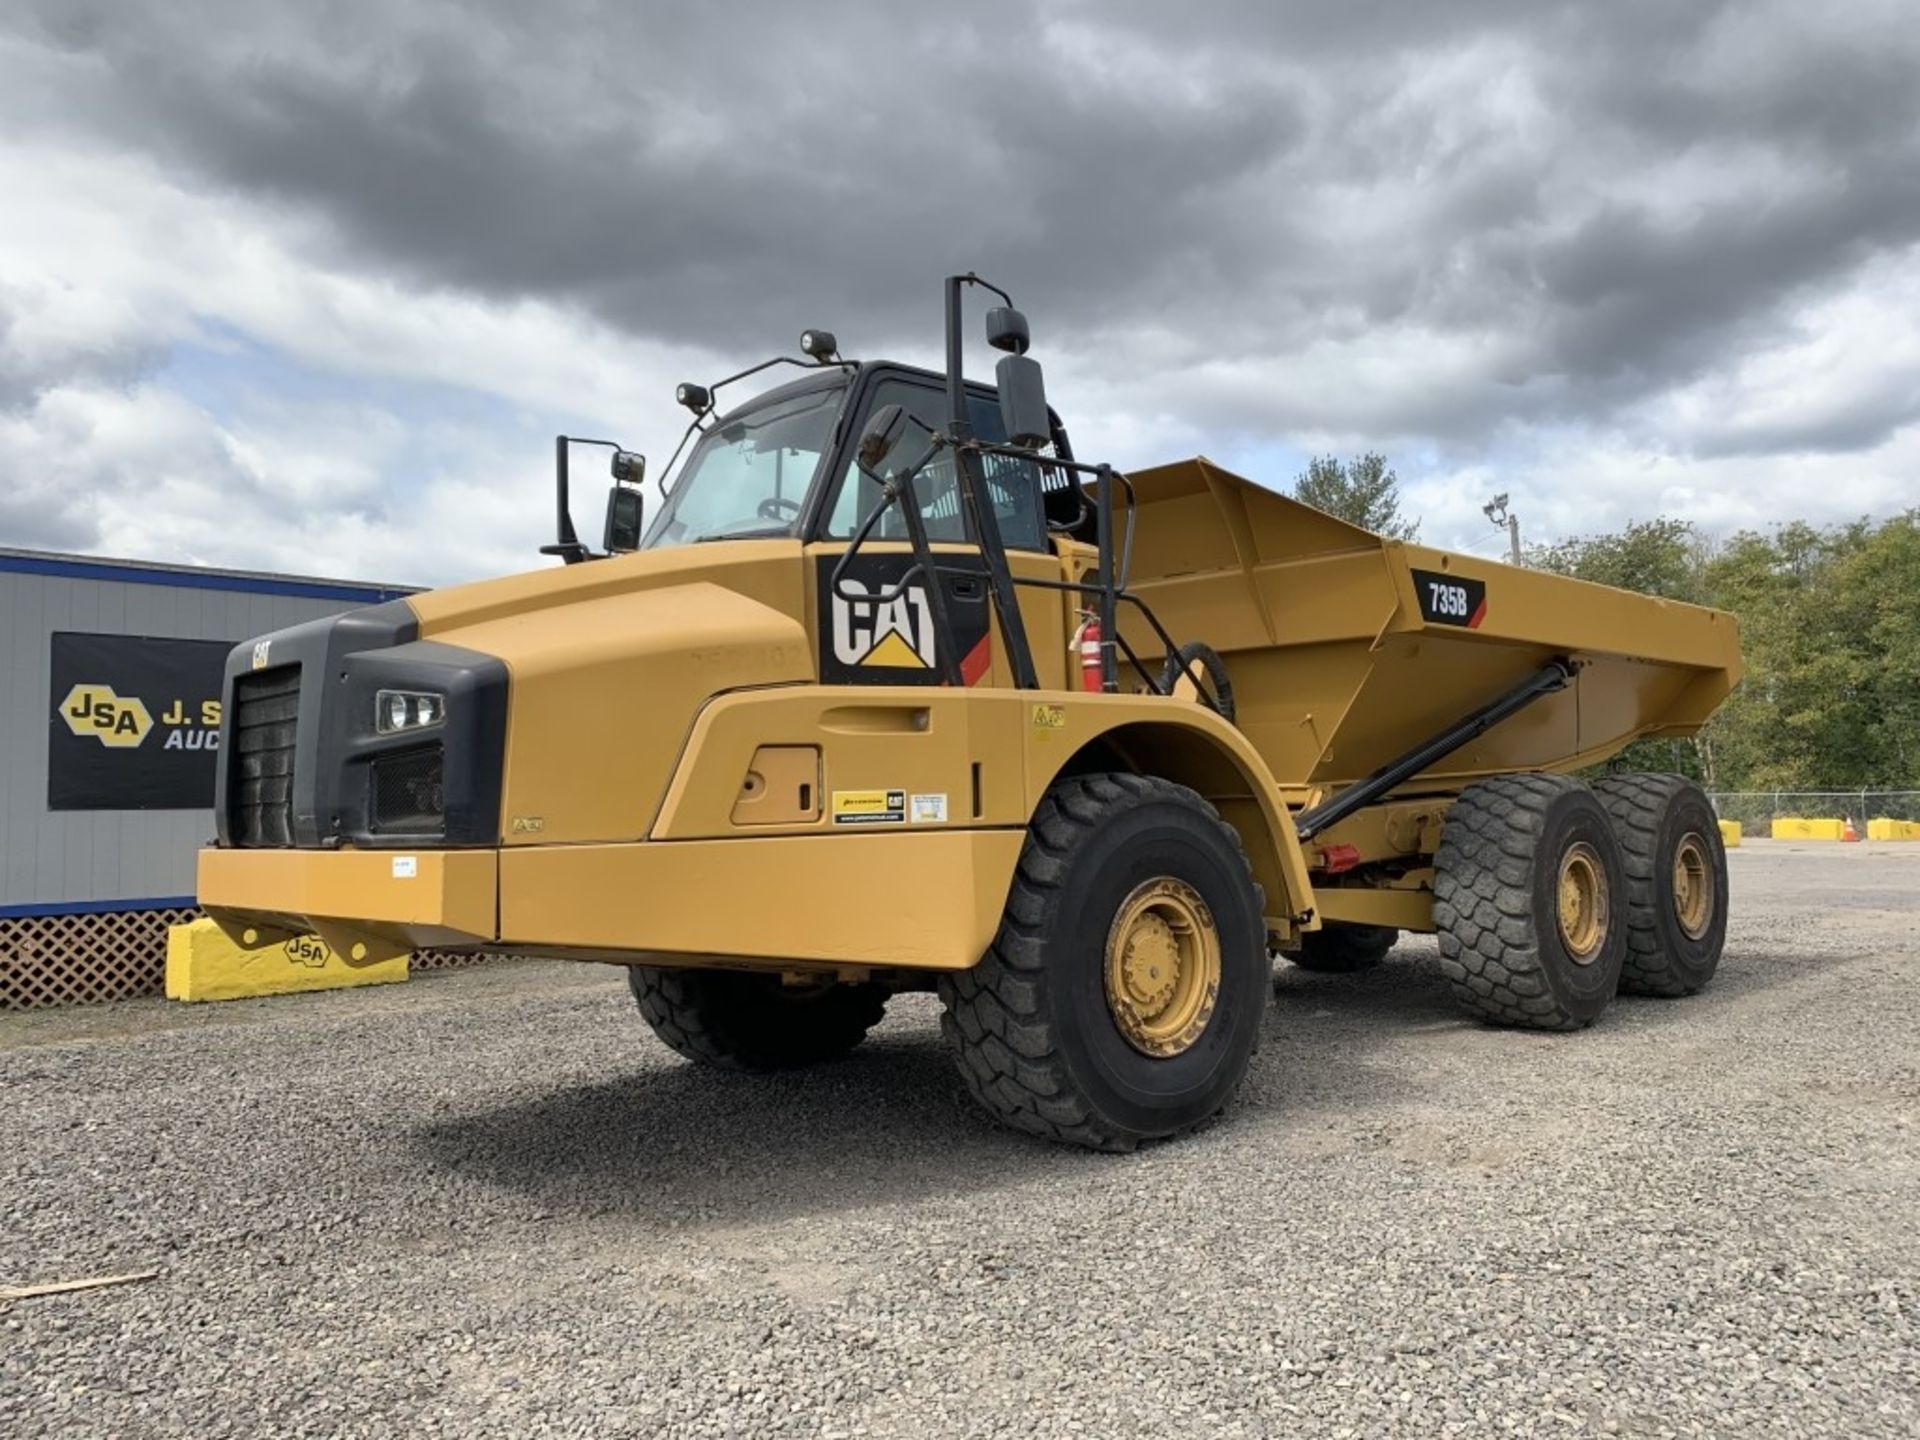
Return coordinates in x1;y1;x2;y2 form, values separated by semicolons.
10;0;1920;452
16;1;1309;351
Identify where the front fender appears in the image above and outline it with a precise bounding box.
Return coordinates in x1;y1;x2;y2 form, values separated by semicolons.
1022;695;1318;934
650;685;1316;937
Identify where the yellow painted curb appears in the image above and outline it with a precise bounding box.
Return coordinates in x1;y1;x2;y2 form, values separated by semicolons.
1867;818;1920;841
1717;819;1741;848
165;918;409;1002
1769;817;1845;841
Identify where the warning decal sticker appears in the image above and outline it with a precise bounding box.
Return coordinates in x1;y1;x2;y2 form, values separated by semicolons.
832;789;907;826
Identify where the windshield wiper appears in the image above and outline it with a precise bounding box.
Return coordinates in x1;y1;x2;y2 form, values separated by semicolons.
691;526;790;543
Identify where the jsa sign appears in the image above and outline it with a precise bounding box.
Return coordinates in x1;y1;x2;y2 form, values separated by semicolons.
48;632;233;810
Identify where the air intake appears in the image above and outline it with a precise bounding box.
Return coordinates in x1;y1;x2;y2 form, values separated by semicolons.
371;745;446;835
230;666;300;847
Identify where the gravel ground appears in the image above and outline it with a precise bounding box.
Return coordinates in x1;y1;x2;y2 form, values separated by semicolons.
3;843;1916;1438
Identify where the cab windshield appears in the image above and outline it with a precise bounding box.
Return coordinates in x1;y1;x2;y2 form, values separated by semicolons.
643;379;846;548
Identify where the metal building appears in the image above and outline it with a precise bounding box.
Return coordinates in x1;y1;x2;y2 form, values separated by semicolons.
0;548;410;1005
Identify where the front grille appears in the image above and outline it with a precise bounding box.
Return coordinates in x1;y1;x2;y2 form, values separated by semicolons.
232;667;301;847
371;744;445;835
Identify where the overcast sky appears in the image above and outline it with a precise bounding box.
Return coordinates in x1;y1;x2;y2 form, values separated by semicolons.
3;1;1917;585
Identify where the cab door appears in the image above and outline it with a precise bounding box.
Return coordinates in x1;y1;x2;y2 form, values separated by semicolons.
805;372;1069;691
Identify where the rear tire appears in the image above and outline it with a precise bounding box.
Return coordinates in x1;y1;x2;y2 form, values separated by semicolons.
1592;773;1728;996
628;968;888;1071
938;773;1267;1151
1433;774;1627;1031
1285;923;1397;973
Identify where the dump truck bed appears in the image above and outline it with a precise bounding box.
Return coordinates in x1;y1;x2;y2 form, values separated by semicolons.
1112;458;1742;791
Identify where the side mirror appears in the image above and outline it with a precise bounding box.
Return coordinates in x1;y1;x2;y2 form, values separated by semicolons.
995;353;1050;449
857;403;907;473
985;307;1030;355
603;486;645;553
610;450;645;486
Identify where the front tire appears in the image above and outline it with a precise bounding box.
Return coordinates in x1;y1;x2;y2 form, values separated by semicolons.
938;773;1268;1151
628;968;888;1071
1592;774;1728;996
1433;774;1627;1031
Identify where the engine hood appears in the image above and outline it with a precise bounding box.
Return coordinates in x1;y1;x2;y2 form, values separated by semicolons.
405;538;809;639
404;540;813;845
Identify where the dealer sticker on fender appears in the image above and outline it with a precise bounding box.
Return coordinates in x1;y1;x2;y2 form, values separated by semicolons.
832;789;907;826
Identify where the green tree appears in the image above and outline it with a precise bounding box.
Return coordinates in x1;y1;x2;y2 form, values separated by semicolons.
1537;509;1920;793
1293;453;1419;539
1532;518;1715;780
1532;517;1710;604
1843;512;1920;786
1705;514;1920;791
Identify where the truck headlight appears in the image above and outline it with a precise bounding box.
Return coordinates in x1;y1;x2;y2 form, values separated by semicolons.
375;689;446;734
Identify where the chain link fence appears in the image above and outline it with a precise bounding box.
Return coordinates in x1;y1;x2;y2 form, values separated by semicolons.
1708;791;1920;829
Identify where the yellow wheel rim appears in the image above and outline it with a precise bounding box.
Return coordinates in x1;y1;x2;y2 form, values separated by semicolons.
1556;842;1609;963
1672;833;1714;940
1104;877;1221;1058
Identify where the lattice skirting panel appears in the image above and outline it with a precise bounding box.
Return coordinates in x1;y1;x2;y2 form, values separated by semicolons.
412;948;496;972
0;907;199;1008
0;907;494;1010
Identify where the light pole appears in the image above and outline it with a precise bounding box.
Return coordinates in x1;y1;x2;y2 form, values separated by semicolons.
1483;494;1523;566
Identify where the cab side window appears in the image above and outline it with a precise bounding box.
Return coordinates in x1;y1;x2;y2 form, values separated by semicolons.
823;379;1047;551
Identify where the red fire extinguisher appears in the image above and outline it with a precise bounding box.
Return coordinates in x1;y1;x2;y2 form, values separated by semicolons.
1074;612;1104;692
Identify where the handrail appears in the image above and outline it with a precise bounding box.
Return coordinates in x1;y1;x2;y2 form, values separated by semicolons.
833;426;1222;713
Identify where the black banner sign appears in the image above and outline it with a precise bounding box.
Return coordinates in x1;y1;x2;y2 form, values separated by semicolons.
816;553;993;686
48;632;233;810
1410;568;1488;629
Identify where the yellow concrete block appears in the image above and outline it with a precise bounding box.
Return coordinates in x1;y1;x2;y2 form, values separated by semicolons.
1769;817;1845;841
165;918;408;1002
1717;819;1741;848
1867;817;1920;841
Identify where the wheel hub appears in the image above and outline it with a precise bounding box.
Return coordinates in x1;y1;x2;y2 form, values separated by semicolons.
1104;878;1221;1058
1671;833;1714;940
1119;914;1180;1013
1556;842;1610;963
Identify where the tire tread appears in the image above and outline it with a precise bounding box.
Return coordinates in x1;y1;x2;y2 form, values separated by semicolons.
1287;924;1397;973
938;773;1263;1151
629;968;887;1071
1592;772;1721;997
1433;773;1606;1031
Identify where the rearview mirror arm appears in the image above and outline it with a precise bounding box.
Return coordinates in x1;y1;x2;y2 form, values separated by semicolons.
543;434;625;564
540;434;591;564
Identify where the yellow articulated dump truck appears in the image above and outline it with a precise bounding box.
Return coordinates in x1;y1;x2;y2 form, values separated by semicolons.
200;275;1742;1151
